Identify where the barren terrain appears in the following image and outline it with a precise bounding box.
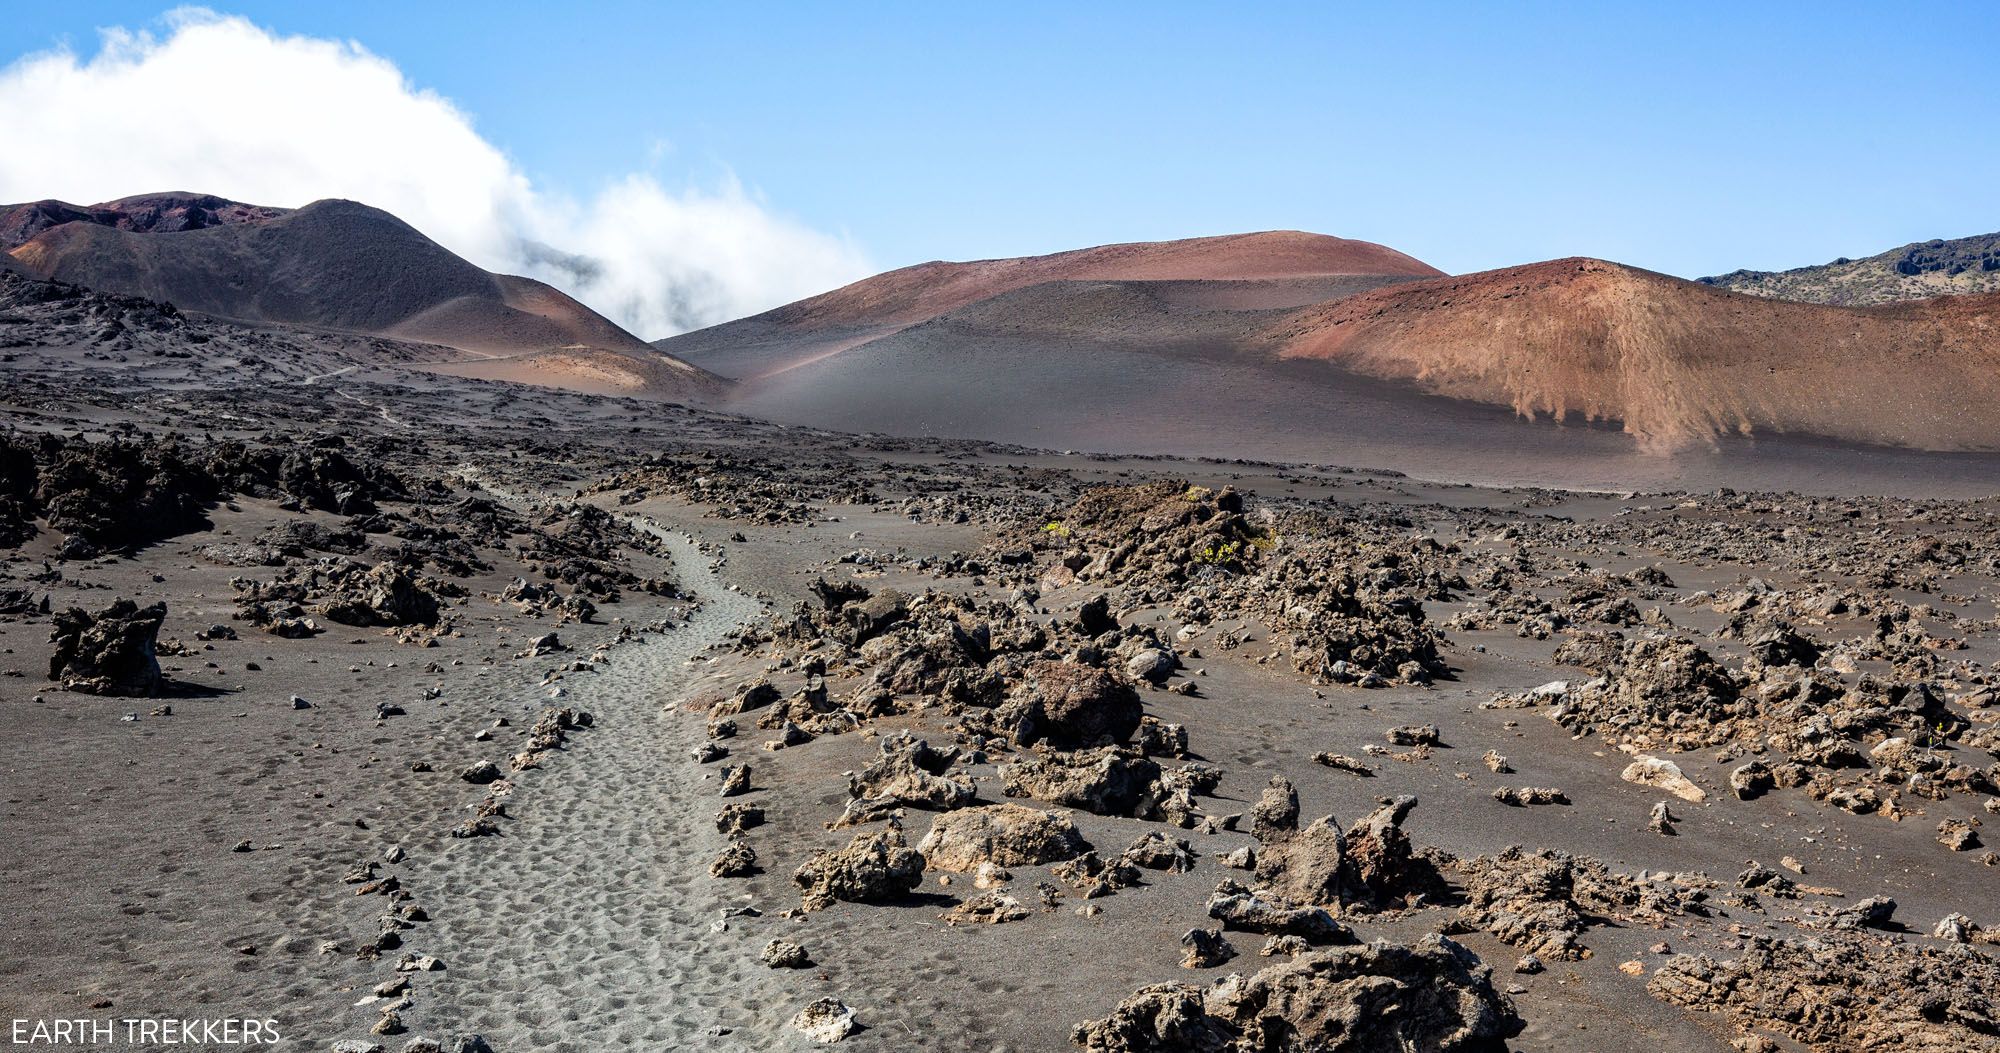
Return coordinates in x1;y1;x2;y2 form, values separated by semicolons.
4;267;1998;1052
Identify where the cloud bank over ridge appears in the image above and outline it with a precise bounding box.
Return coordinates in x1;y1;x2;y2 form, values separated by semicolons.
0;8;869;337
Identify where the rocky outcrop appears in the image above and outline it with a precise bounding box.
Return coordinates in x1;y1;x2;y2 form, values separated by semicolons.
918;804;1090;872
234;559;452;633
316;562;443;627
1072;934;1518;1052
1449;847;1707;961
1650;931;2000;1052
1549;637;1743;750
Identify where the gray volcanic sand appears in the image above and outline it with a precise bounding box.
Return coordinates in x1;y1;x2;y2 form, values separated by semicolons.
707;323;2000;499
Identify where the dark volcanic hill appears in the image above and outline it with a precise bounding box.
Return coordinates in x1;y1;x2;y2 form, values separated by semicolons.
1700;231;2000;305
5;192;718;398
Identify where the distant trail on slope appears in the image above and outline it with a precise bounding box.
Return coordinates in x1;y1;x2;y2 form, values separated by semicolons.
299;365;357;385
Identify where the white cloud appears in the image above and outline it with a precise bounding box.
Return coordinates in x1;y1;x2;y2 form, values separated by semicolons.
0;8;868;337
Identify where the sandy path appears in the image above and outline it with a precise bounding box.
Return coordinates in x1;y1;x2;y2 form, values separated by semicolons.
370;493;786;1048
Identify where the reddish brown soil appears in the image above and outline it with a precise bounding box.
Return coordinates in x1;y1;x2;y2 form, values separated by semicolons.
758;230;1442;330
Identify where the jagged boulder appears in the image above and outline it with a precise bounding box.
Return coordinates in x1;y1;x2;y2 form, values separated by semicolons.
1000;661;1143;748
809;578;908;645
851;733;975;812
1078;593;1118;637
711;679;779;717
791;998;858;1044
1244;796;1444;920
1181;929;1238;969
1052;851;1145;898
1125;831;1197;873
1255;816;1346;908
1340;796;1445;910
1744;622;1822;669
48;599;166;695
1619;755;1707;803
271;446;400;514
1127;647;1179;684
1250;776;1300;842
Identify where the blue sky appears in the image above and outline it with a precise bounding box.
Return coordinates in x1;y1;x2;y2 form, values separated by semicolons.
5;2;1997;284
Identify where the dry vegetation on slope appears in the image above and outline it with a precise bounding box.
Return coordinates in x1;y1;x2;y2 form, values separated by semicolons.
1702;231;2000;306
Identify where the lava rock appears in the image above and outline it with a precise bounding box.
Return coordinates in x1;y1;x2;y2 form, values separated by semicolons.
47;599;167;695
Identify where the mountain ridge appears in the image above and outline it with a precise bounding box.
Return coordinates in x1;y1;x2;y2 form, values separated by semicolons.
1700;230;2000;305
0;191;290;250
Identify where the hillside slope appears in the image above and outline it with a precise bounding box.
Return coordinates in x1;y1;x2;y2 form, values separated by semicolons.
1273;258;2000;450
